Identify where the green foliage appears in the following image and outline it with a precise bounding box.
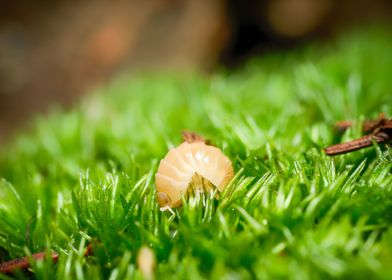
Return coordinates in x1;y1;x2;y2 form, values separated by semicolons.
1;27;392;279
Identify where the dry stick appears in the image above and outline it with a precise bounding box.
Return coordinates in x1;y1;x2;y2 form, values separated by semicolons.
324;132;388;155
0;242;96;275
182;130;206;144
325;120;392;156
335;120;384;133
83;243;94;257
0;252;59;275
334;113;386;133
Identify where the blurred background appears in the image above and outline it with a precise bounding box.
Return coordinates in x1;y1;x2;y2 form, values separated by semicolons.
0;0;391;141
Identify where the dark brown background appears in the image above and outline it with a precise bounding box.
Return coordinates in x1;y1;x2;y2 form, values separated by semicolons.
0;0;391;141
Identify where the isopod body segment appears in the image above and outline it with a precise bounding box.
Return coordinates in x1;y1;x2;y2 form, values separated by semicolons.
155;141;234;207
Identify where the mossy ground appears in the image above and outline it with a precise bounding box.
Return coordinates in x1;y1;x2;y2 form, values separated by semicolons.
1;27;392;279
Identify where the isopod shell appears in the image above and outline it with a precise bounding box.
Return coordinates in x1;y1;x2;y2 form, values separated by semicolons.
155;142;234;207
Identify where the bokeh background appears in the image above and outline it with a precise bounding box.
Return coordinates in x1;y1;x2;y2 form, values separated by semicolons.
0;0;391;141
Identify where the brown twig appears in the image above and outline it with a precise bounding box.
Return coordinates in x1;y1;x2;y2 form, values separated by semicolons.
325;113;392;156
182;130;207;144
0;241;100;275
334;113;386;133
325;132;389;155
0;252;59;275
83;243;94;257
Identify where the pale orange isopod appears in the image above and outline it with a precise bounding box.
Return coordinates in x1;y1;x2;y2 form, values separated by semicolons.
155;137;234;207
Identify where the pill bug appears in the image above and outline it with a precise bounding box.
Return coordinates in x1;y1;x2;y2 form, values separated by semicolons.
155;138;234;207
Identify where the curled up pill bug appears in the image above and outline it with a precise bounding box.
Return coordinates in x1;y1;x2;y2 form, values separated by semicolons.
155;131;234;208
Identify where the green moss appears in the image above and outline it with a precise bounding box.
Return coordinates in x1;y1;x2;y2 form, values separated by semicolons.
1;27;392;279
